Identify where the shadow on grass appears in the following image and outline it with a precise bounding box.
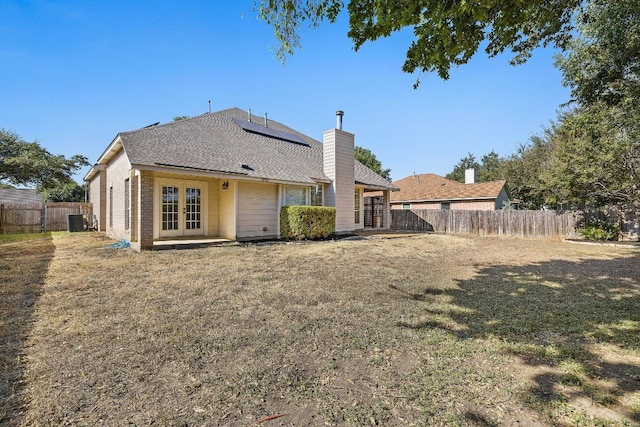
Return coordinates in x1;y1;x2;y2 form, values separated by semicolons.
392;250;640;424
0;236;55;426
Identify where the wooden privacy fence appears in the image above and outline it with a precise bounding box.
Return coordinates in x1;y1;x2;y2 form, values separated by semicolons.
391;209;611;240
0;202;93;234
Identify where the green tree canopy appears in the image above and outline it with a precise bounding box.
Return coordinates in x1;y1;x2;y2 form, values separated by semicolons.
446;151;508;183
555;0;640;108
445;152;480;182
546;106;639;209
0;129;89;189
39;181;87;203
355;146;391;181
501;132;554;210
443;0;640;212
256;0;581;83
498;105;640;211
477;151;506;182
551;0;640;211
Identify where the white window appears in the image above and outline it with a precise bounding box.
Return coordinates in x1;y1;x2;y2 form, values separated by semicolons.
109;186;113;228
402;203;411;210
354;188;361;224
311;184;323;206
284;186;307;206
124;178;130;230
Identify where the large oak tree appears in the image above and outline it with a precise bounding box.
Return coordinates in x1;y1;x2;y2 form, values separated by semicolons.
0;129;89;190
256;0;581;83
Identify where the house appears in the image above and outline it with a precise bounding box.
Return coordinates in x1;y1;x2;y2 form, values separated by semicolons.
0;188;44;204
372;170;509;211
84;108;398;251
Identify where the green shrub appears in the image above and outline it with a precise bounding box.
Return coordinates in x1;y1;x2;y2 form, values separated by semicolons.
280;206;336;240
578;220;619;241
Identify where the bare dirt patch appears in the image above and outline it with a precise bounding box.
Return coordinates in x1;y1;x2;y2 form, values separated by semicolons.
2;232;639;426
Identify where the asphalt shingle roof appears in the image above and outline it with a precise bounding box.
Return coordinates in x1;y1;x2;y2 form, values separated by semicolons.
115;107;395;190
390;173;507;202
0;188;43;204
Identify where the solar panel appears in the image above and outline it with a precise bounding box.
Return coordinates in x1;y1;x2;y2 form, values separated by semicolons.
232;118;310;146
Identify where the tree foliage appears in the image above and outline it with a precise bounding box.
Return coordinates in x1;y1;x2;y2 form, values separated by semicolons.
555;0;640;108
477;151;505;182
546;106;639;209
446;151;506;183
256;0;581;83
445;152;480;182
39;181;87;202
444;0;640;212
354;146;391;181
501;133;554;209
552;0;640;211
0;129;89;189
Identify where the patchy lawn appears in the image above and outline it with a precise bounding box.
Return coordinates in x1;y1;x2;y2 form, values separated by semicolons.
1;232;639;426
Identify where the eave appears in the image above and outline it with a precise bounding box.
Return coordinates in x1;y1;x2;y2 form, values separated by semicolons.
392;196;498;203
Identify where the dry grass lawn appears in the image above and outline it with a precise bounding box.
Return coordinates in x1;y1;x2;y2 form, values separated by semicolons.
1;231;639;426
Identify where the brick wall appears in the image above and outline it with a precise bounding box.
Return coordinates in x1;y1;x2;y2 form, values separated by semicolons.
138;170;154;250
104;151;131;241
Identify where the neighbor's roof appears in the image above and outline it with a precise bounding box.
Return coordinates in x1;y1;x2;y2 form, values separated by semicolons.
0;188;43;204
87;107;396;190
390;173;507;202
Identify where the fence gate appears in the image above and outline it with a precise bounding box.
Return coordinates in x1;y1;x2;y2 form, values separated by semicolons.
364;196;384;228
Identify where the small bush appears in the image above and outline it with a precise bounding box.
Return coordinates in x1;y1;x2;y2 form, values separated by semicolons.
578;220;619;241
280;206;336;240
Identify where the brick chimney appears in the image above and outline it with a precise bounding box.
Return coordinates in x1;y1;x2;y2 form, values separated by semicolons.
323;111;355;233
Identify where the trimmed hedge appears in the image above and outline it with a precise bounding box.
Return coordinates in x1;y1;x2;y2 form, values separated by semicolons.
280;206;336;240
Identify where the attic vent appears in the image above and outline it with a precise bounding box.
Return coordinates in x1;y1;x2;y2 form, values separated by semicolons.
144;122;160;128
232;118;310;147
241;163;253;171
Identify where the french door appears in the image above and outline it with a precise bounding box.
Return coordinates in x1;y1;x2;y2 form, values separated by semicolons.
159;181;204;237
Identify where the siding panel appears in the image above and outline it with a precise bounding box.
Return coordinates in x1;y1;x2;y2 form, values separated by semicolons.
237;182;278;239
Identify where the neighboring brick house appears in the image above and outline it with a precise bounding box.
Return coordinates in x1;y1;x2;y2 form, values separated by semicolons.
384;170;510;211
84;108;398;251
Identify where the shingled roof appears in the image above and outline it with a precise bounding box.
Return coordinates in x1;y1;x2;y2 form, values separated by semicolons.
390;173;507;202
90;107;395;190
0;188;43;204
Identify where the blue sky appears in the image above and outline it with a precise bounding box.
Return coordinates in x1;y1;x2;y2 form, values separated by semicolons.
1;1;570;183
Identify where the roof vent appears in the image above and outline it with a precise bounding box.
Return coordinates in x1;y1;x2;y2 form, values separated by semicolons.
264;112;268;128
241;163;253;171
248;108;252;122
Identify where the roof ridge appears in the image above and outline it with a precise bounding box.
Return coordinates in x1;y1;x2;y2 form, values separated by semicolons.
119;107;245;136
